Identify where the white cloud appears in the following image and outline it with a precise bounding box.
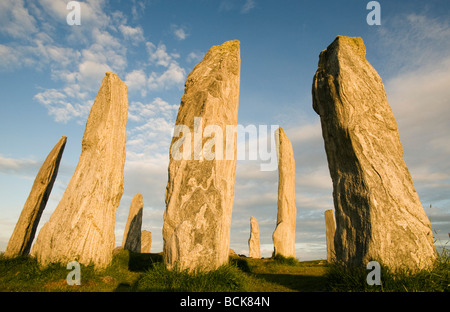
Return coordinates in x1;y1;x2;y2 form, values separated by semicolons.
119;24;145;43
171;24;188;40
241;0;256;14
0;155;39;176
125;69;148;97
34;88;92;123
0;0;38;39
146;42;180;67
148;62;186;91
186;51;204;63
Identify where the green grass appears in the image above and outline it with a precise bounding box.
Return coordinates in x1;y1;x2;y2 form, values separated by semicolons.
0;249;448;292
326;250;449;292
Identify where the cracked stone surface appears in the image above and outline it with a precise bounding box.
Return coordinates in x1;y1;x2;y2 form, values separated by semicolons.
272;127;297;258
5;136;66;258
163;40;240;271
31;72;128;269
312;36;437;271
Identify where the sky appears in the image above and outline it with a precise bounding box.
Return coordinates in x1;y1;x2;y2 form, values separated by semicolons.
0;0;449;261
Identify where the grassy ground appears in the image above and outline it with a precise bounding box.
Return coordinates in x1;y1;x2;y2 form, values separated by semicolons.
0;250;448;292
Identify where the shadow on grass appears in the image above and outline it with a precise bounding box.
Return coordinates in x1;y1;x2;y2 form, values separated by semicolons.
128;252;163;272
253;272;327;292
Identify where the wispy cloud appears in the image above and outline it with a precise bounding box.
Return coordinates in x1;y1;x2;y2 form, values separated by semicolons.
219;0;256;14
171;24;189;40
241;0;256;14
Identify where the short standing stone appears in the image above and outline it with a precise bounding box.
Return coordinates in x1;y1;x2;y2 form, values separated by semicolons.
4;136;67;258
163;40;240;271
312;36;437;271
141;230;152;253
31;72;128;269
272;127;297;258
122;193;143;253
324;209;336;263
248;216;261;259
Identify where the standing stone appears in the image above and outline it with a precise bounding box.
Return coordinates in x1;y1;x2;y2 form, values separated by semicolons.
312;36;437;271
141;230;152;253
4;136;67;258
163;40;240;271
248;216;261;259
272;127;296;258
324;209;336;263
31;72;128;269
122;193;143;253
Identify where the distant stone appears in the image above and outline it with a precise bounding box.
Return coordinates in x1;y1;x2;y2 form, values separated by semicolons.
312;36;437;271
272;127;297;258
122;193;143;253
163;40;240;271
141;230;152;253
248;216;261;259
31;72;128;269
229;249;238;257
324;209;336;263
4;136;67;258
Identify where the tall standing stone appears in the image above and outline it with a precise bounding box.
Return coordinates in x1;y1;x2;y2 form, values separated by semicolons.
248;216;261;259
324;209;336;263
272;127;297;258
122;193;143;253
141;230;152;253
4;136;67;258
31;72;128;268
312;36;437;271
163;40;240;271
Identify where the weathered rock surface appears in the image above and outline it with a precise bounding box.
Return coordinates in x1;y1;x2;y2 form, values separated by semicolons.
324;209;336;263
312;36;437;271
141;230;152;253
248;216;261;259
4;136;67;258
163;40;240;271
272;127;297;258
31;72;128;268
122;193;143;253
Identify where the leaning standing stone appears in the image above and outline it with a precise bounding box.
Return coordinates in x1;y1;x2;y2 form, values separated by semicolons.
163;40;240;271
4;136;67;258
31;72;128;269
312;36;437;271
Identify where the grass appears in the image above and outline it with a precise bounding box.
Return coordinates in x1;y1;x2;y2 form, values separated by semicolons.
326;249;449;292
0;249;448;292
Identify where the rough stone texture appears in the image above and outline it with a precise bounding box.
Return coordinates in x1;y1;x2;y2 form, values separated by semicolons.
248;216;261;259
324;209;336;263
141;230;152;253
272;127;297;258
312;36;437;271
122;193;143;253
163;40;240;271
31;72;128;269
4;136;67;258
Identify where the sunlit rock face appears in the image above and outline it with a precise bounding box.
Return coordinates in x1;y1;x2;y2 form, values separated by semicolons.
163;40;240;271
312;36;437;271
5;135;66;258
32;72;128;269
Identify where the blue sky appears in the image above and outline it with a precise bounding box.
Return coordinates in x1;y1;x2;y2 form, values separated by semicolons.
1;0;449;260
